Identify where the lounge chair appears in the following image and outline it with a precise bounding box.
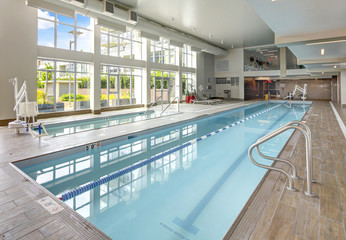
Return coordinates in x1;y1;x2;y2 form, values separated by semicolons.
202;94;223;104
191;94;218;105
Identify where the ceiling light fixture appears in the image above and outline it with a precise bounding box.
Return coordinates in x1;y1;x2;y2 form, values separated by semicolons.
321;48;325;55
334;65;337;68
306;39;346;46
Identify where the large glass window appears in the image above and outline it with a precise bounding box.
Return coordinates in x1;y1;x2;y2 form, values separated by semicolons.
182;72;196;96
37;9;92;52
150;40;177;65
37;59;90;112
150;70;176;103
182;45;196;68
101;65;142;107
100;28;143;60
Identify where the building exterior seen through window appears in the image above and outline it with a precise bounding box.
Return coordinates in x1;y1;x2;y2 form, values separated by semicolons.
100;65;142;107
101;27;143;60
150;40;177;65
37;59;90;112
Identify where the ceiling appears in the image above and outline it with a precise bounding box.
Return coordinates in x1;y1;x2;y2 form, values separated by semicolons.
113;0;346;76
114;0;274;49
246;0;346;76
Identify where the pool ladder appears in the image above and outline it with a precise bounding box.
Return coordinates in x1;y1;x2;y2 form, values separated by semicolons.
248;121;315;197
160;97;180;116
146;96;163;113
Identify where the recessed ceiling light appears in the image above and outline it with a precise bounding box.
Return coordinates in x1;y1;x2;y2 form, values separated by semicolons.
334;65;337;68
321;48;325;55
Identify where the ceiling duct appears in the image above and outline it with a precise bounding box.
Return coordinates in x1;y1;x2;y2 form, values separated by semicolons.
191;46;202;53
169;39;184;48
26;0;75;17
139;31;160;42
96;18;126;32
39;0;226;55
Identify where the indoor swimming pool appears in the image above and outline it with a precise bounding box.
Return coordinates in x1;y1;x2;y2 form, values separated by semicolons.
39;110;177;137
16;101;311;240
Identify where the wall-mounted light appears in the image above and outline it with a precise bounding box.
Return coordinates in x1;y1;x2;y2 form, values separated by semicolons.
321;48;325;55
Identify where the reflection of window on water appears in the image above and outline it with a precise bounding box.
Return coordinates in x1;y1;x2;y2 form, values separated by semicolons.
100;140;146;166
182;124;197;137
35;155;92;185
150;129;180;147
69;142;198;219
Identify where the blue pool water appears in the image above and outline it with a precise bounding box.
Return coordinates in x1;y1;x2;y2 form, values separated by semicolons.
39;110;176;137
18;101;310;240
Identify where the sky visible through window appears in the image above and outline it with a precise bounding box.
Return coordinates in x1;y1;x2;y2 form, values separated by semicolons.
38;9;91;51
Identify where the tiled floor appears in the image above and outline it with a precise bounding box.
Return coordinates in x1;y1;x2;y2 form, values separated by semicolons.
225;101;346;240
0;100;345;240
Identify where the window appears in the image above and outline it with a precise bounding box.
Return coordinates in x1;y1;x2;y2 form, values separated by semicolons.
37;9;92;52
150;39;177;65
182;72;196;96
182;45;196;68
150;70;176;103
37;59;90;112
101;65;142;107
101;28;143;60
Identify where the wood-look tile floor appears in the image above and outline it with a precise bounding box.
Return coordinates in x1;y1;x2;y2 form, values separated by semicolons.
225;101;346;240
0;101;345;240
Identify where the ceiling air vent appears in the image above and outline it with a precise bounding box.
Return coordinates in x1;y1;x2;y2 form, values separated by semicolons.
103;1;114;15
128;10;137;24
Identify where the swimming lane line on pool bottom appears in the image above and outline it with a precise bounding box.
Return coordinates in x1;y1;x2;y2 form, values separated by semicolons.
59;104;282;201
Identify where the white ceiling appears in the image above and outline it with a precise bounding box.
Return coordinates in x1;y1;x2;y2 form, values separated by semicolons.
114;0;274;49
246;0;346;76
113;0;346;75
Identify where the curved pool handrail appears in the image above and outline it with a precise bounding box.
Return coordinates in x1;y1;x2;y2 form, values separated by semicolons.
249;121;314;196
146;96;162;113
160;97;180;116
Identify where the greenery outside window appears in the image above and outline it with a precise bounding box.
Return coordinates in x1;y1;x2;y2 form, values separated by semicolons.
37;59;90;112
101;65;142;107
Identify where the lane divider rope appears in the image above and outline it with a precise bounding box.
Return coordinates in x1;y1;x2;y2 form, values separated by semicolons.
59;104;282;201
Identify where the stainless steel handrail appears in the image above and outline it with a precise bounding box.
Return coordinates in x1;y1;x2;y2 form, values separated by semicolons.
146;96;162;113
248;121;314;196
160;97;180;116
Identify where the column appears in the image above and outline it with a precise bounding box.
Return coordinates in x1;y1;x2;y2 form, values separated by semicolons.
90;22;101;114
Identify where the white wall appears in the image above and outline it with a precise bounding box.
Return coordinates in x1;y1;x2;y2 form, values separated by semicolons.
215;48;244;99
340;71;346;105
0;0;37;120
196;52;215;98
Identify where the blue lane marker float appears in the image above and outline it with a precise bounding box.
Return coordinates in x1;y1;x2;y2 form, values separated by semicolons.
59;104;282;201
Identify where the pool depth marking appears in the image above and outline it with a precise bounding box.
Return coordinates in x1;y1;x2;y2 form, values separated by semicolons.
59;104;282;201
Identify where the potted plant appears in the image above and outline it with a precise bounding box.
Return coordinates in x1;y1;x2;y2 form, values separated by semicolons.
185;91;190;103
190;92;195;103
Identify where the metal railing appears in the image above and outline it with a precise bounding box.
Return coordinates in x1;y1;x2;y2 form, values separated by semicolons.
160;97;180;116
146;96;162;113
248;121;314;196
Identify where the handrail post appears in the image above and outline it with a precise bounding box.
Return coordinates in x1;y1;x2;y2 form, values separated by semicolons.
248;122;315;197
160;97;180;116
